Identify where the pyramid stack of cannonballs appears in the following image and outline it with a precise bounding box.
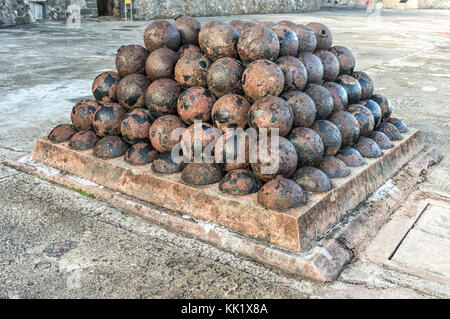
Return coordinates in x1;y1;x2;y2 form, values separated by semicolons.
48;16;409;212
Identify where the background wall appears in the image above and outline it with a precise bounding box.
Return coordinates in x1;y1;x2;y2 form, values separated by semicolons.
0;0;34;26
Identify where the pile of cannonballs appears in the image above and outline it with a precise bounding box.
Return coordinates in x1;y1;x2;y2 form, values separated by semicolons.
48;17;409;212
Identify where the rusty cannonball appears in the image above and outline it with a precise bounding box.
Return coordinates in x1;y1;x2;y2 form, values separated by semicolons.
180;122;221;161
329;111;360;146
287;127;324;167
71;100;100;131
237;25;280;63
330;46;355;75
177;44;202;58
182;163;224;186
351;71;374;100
322;82;348;112
207;57;245;98
199;23;240;61
242;59;285;101
248;95;294;137
250;136;297;182
281;90;316;128
335;75;362;104
94;135;129;159
116;74;151;111
268;24;298;57
228;20;258;34
177;87;216;125
69;130;100;151
145;47;179;82
212;94;251;133
297;52;323;84
307;22;333;51
257;176;306;211
124;142;158;166
219;169;262;196
149;115;186;153
277;20;296;29
354;137;382;158
198;21;226;48
336;146;365;167
92;71;121;103
276;56;308;92
152;151;186;174
314;50;339;82
312;120;342;156
346;104;375;137
304;84;333;120
370;94;392;121
92;103;127;137
145;78;182;118
214;132;249;172
174;52;210;88
368;131;393;149
387;117;408;133
291;24;317;53
377;122;402;141
115;45;149;77
143;20;181;53
359;99;382;127
293;167;332;193
318;156;351;179
48;124;77;143
120;108;154;145
174;16;201;45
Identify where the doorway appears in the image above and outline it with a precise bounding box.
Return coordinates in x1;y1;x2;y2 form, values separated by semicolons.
97;0;115;16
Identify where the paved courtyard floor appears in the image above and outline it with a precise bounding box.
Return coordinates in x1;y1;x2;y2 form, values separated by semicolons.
0;8;449;298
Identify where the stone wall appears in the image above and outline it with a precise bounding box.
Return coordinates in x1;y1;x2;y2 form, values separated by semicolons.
383;0;450;9
45;0;98;20
0;0;34;26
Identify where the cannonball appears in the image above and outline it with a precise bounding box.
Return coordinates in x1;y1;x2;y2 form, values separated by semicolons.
257;176;306;211
124;142;158;165
177;87;216;125
149;115;186;153
174;16;201;45
307;22;333;51
335;75;362;104
214;132;249;172
115;45;149;77
336;146;365;167
359;99;382;127
116;74;151;110
377;122;402;141
180;122;221;161
92;103;127;136
277;20;296;29
198;21;227;49
329;46;356;75
322;82;348;112
181;163;224;186
207;57;245;98
329;111;360;146
250;136;297;182
312;120;342;156
287;127;324;167
281;90;316;128
71;100;100;131
92;71;121;103
143;20;181;53
346;104;375;137
152;151;186;174
177;44;202;58
368;131;393;149
145;78;182;118
174;52;210;88
370;94;392;121
297;52;323;84
314;50;339;82
354;137;382;158
145;47;179;82
387;117;408;133
94;136;129;159
351;71;374;100
219;169;262;196
199;23;240;61
268;24;298;57
120;108;154;145
241;59;284;101
291;24;317;52
276;56;308;92
304;84;334;120
318;156;351;179
248;95;294;137
293;167;332;193
69;130;100;151
228;20;258;34
212;94;251;132
237;25;280;63
48;124;77;143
